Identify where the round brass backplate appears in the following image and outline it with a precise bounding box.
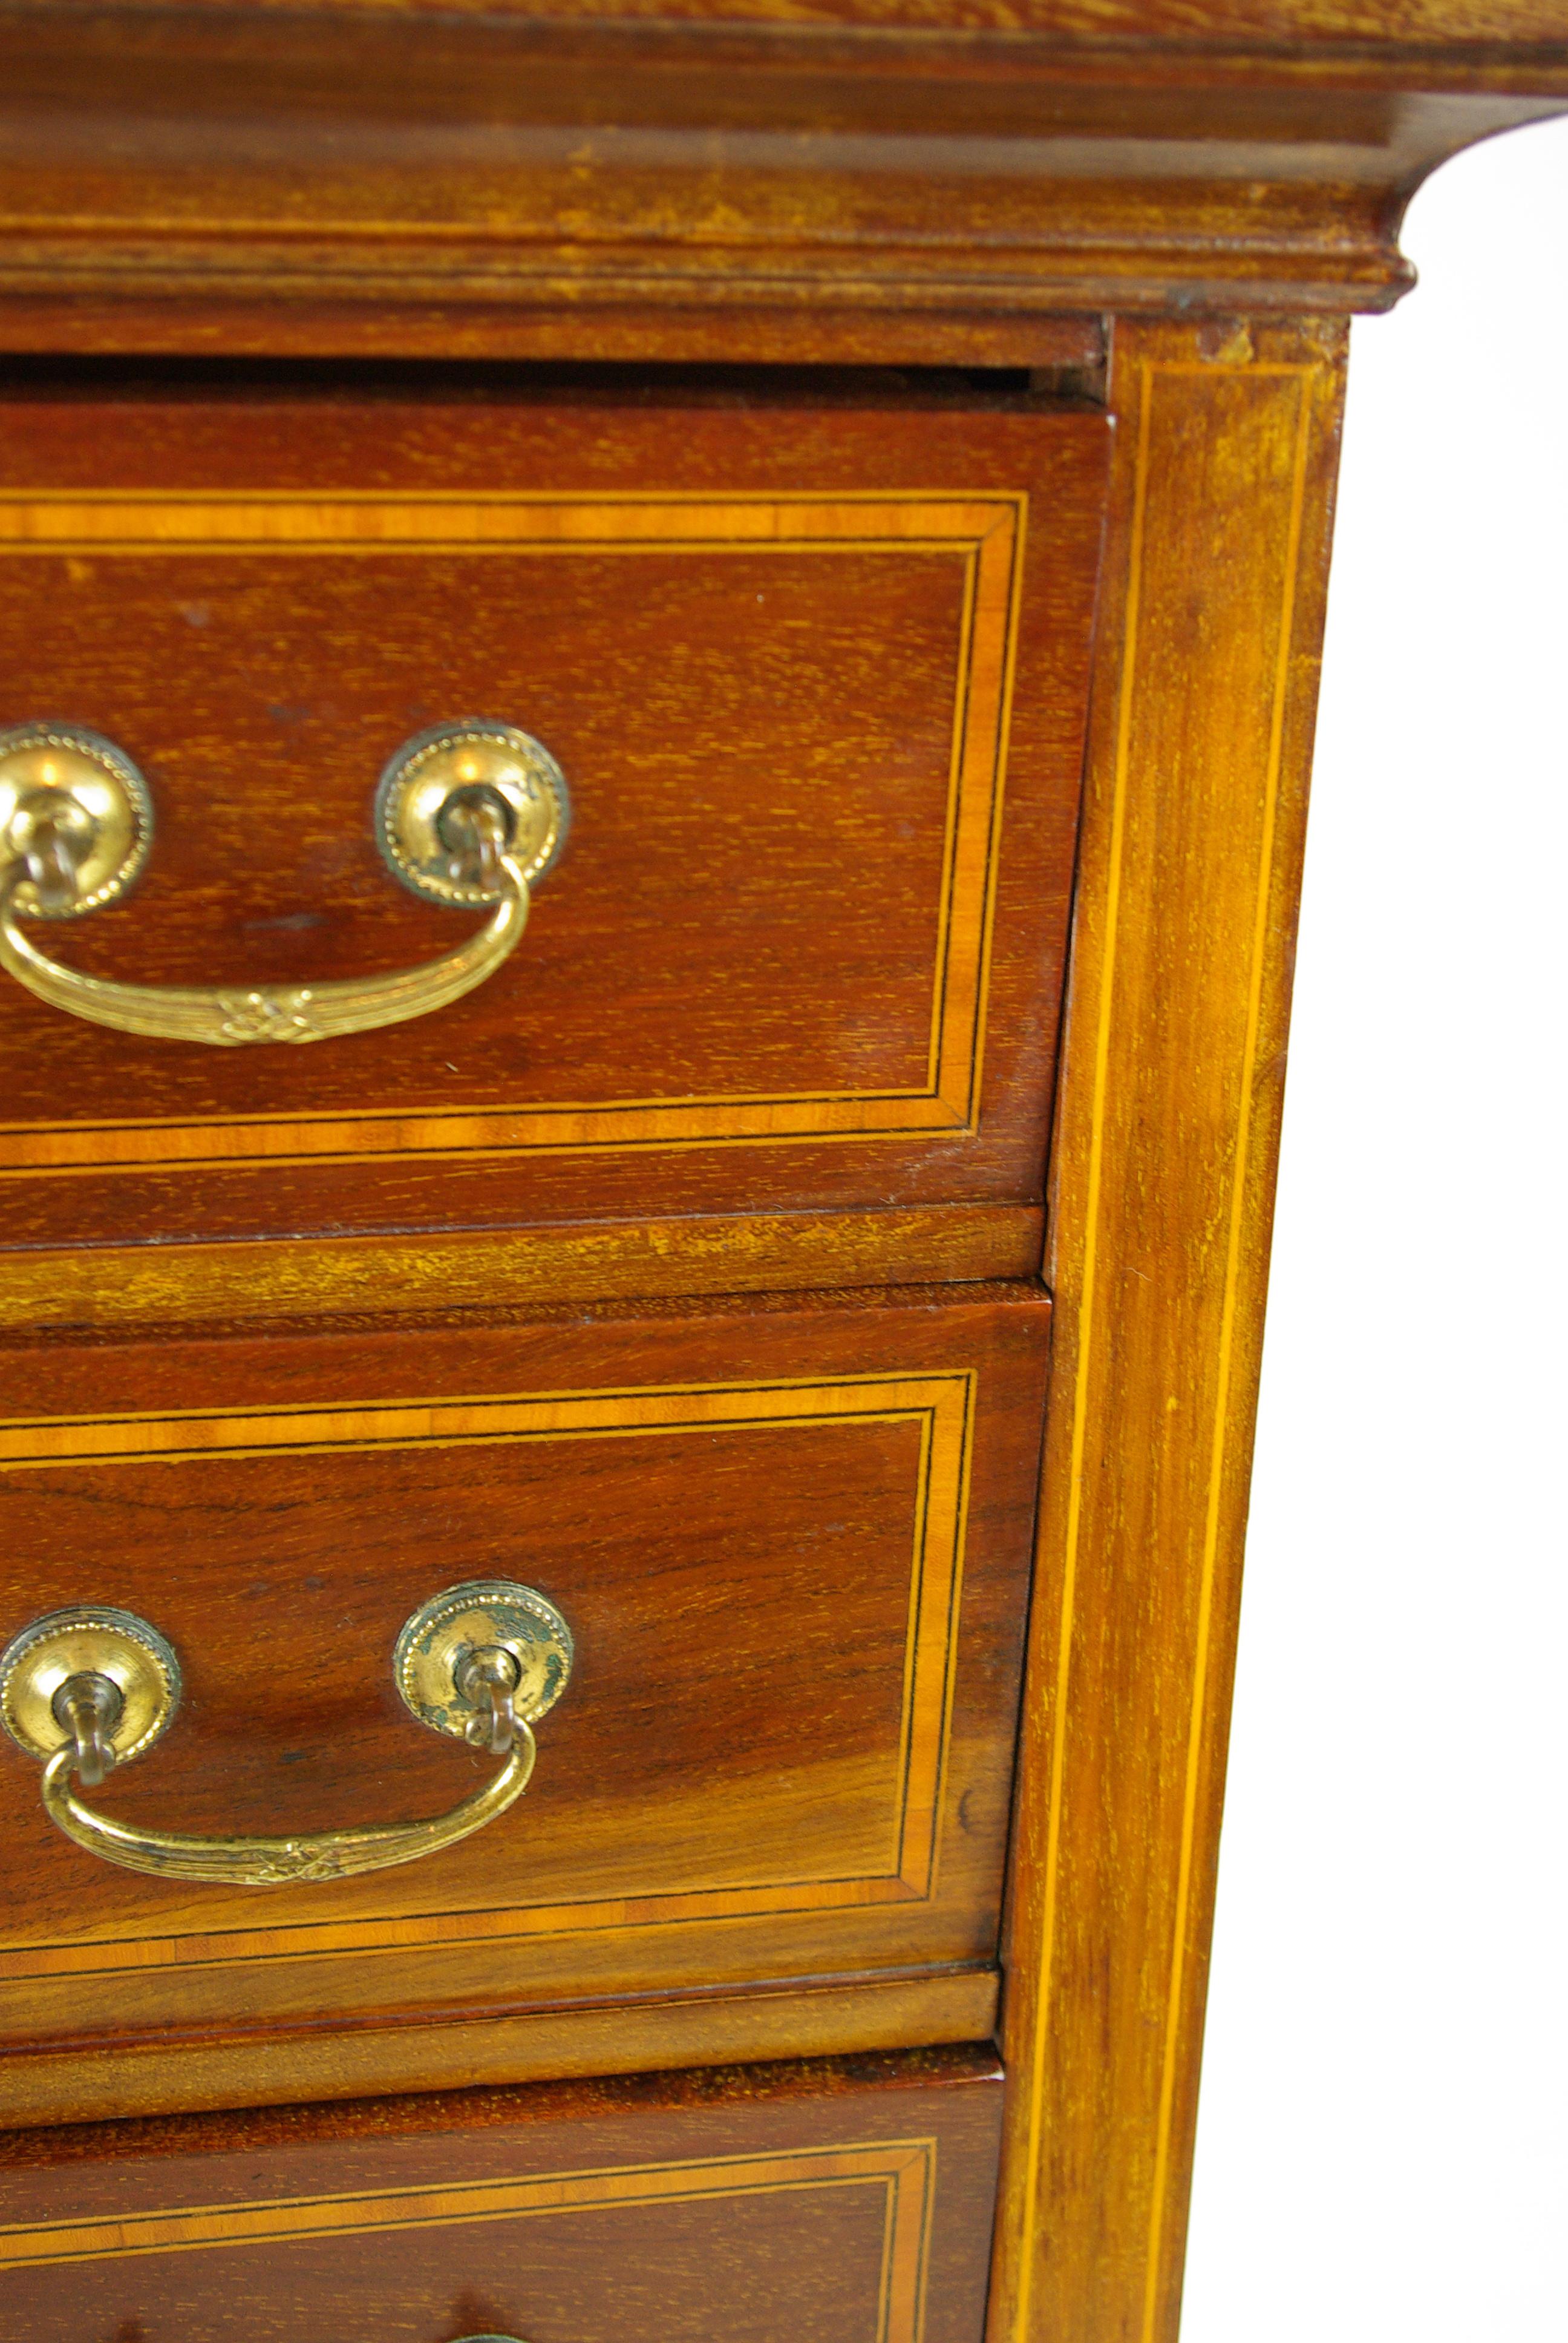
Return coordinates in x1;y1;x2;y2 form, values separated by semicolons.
375;721;570;908
395;1579;573;1744
0;725;154;917
0;1606;181;1765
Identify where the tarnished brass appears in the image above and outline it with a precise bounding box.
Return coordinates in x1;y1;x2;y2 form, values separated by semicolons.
51;1672;123;1790
34;1730;540;1887
375;721;569;906
456;1645;524;1756
0;718;568;1046
0;1606;180;1768
0;725;154;915
395;1579;574;1744
0;1581;572;1888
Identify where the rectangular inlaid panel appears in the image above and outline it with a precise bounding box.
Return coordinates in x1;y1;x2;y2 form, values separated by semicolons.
0;385;1108;1257
0;2048;1003;2341
0;1286;1047;2119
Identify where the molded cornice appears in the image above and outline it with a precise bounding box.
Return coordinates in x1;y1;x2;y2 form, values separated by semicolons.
0;3;1563;356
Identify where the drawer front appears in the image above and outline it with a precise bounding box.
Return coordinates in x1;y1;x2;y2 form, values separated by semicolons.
0;1287;1045;2125
0;379;1106;1265
0;2049;1002;2342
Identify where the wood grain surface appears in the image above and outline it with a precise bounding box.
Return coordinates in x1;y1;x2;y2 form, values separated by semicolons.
0;379;1107;1271
0;2;1534;2330
989;315;1347;2343
0;1201;1044;1334
0;1282;1046;2124
0;2045;1003;2342
0;1969;1001;2134
12;0;1568;41
0;9;1561;358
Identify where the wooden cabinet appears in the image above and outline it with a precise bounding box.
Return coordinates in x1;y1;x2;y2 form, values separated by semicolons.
0;8;1557;2341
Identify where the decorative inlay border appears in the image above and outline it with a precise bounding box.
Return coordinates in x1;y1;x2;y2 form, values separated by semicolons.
988;321;1346;2343
0;2135;935;2343
0;1370;974;1981
0;490;1025;1178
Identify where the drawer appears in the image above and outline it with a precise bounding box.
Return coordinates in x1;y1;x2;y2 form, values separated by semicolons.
0;371;1108;1282
0;2048;1002;2342
0;1284;1046;2126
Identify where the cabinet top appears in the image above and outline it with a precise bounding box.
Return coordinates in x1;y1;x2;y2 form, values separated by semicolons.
16;0;1565;67
0;0;1563;359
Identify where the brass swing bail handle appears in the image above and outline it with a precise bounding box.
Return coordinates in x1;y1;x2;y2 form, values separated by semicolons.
0;720;569;1047
0;1582;573;1889
48;1647;521;1781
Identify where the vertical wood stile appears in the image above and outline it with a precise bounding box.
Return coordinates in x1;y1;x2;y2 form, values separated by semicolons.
991;315;1349;2343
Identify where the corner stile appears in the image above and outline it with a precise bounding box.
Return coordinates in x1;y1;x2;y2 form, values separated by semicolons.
991;315;1349;2343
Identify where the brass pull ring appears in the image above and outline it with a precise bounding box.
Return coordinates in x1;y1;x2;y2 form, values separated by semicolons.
0;721;569;1047
0;1582;573;1889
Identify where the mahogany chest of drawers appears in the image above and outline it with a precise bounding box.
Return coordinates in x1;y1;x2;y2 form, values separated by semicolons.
0;8;1560;2341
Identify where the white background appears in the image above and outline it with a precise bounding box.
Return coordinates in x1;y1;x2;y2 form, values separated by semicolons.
1181;115;1568;2340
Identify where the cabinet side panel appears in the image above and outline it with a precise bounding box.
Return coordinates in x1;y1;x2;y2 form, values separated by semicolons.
993;315;1348;2343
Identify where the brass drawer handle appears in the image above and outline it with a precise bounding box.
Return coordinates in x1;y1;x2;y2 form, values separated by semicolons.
0;721;569;1046
0;1581;572;1887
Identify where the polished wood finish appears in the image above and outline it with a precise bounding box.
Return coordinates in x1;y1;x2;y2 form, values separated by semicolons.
991;313;1346;2343
0;1969;999;2134
0;376;1107;1263
0;8;1561;362
0;9;1549;2338
0;1200;1044;1334
0;2046;1003;2341
0;1283;1047;2122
